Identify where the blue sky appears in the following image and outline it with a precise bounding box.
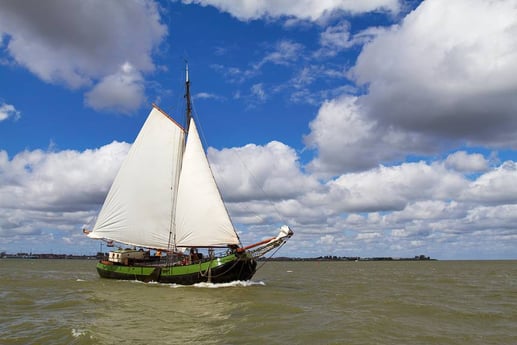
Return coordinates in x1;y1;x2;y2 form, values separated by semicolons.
1;0;517;259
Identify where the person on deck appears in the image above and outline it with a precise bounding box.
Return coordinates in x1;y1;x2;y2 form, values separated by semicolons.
190;248;199;263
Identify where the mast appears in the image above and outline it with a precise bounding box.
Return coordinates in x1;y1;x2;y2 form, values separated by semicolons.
185;63;192;133
170;63;192;253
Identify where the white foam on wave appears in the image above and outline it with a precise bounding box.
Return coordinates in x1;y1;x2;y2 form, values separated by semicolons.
118;278;265;288
164;280;266;289
195;280;266;288
71;328;87;338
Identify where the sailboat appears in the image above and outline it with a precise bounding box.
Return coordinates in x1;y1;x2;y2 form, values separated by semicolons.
84;66;293;285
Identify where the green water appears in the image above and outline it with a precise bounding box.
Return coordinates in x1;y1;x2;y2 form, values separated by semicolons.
1;259;516;344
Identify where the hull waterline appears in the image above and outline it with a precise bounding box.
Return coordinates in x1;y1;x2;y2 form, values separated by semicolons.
95;254;257;285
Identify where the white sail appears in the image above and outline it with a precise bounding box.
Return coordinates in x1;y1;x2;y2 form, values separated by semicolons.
89;106;240;249
88;106;185;249
174;118;240;247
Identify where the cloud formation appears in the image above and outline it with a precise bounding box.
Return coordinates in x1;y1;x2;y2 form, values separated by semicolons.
1;133;516;258
352;0;517;146
0;103;20;121
183;0;400;21
306;0;517;174
1;0;517;259
0;0;166;112
0;142;129;246
84;63;145;113
208;144;517;258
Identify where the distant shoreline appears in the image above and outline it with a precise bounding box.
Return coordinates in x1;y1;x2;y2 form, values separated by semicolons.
1;252;435;261
0;253;97;260
261;255;436;261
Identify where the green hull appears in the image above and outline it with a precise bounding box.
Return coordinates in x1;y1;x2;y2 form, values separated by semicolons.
96;253;257;285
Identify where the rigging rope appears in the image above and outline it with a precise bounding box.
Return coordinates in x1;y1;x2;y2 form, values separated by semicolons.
187;69;291;262
253;241;288;274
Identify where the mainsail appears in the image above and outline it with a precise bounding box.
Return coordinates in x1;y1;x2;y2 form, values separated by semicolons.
88;105;240;249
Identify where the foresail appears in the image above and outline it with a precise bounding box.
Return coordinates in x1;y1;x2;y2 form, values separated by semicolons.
174;118;240;247
88;106;185;249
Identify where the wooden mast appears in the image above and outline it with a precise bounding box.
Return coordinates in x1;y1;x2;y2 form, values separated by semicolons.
185;63;192;133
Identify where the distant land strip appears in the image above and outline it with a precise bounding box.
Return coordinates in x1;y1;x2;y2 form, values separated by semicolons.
260;255;435;261
1;252;435;261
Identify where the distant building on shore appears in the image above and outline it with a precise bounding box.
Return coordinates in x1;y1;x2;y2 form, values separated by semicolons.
262;254;434;261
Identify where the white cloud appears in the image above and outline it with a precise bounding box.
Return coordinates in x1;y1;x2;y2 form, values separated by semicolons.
84;63;145;114
317;234;335;246
316;21;387;57
1;139;517;259
0;0;166;112
325;161;467;213
305;96;374;174
194;92;224;101
250;83;266;102
356;232;381;241
0;103;21;121
461;161;517;205
0;142;129;211
304;95;432;174
444;151;489;173
305;0;517;176
464;204;517;230
351;0;517;147
210;64;259;84
182;0;400;21
255;40;304;68
203;136;517;258
209;141;320;202
387;201;465;229
319;21;353;50
214;40;304;86
0;142;129;241
316;20;374;56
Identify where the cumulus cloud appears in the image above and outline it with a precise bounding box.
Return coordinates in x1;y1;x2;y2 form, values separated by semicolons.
461;161;517;205
305;96;376;174
1;138;516;258
322;161;467;214
209;141;320;202
351;0;517;146
304;95;434;174
306;0;517;175
203;136;517;258
0;142;129;211
182;0;400;21
318;234;335;246
84;63;145;114
0;0;166;112
444;151;489;173
0;142;129;241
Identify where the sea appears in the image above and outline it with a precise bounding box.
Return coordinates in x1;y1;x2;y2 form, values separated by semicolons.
0;259;515;345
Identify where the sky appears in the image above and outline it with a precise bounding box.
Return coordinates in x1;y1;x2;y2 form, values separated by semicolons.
1;0;517;260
